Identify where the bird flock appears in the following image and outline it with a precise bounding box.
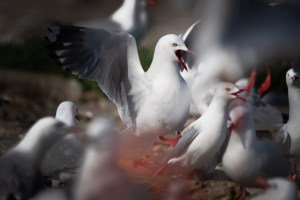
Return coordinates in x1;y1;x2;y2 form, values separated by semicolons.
2;0;300;200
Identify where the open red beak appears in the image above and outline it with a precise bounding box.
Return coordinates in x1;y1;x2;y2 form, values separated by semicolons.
175;49;196;72
291;75;299;81
231;89;247;102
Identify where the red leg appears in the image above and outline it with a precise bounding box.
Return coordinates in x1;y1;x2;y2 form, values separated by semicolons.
236;186;244;200
159;132;182;147
153;163;168;177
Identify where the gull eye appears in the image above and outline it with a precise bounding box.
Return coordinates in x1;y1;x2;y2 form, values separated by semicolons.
225;88;231;91
172;43;178;47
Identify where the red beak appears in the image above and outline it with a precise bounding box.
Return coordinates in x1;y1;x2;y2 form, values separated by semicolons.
175;49;196;72
291;75;299;81
231;89;247;102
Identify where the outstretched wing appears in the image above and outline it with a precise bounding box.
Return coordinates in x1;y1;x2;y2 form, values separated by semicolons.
46;26;150;127
165;119;201;161
272;124;291;155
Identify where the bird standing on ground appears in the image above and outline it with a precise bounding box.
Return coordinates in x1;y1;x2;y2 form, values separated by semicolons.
41;101;84;184
0;117;73;200
273;68;300;179
222;101;290;187
153;82;246;178
46;26;193;150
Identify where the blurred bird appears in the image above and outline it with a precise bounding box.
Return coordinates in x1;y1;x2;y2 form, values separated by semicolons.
273;68;300;179
222;101;290;187
0;117;72;200
153;82;246;178
41;101;84;184
46;26;194;150
76;0;156;41
75;117;151;200
250;177;297;200
181;0;300;114
181;0;300;94
235;69;284;125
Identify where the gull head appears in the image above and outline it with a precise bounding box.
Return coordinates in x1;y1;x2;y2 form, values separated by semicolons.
156;34;195;72
86;117;117;145
28;117;70;141
215;82;247;102
55;101;80;126
286;68;299;86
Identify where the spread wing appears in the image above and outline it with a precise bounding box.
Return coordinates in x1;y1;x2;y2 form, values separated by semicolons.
272;124;291;155
165;119;202;161
46;26;150;127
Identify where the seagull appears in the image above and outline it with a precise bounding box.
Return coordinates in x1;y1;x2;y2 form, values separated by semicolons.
0;117;72;200
41;101;84;184
76;0;155;41
235;69;284;125
75;117;151;200
153;82;246;178
222;101;290;187
46;26;194;148
273;68;300;179
250;177;297;200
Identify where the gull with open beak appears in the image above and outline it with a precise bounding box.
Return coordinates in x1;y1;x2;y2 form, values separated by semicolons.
153;82;246;178
46;26;194;152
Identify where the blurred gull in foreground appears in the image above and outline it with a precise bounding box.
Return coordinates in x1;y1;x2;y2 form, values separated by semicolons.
153;83;246;178
250;177;297;200
75;117;151;200
0;117;72;200
46;26;194;152
76;0;155;41
41;101;84;184
273;68;300;179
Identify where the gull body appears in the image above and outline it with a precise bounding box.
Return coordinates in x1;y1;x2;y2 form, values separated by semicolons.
47;27;192;148
75;117;151;200
222;102;290;187
273;68;300;163
41;101;84;182
153;82;245;176
0;117;70;200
